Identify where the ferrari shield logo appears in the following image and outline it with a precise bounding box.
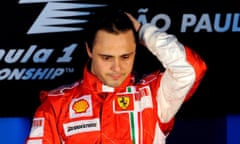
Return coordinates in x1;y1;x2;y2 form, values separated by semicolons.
117;96;130;109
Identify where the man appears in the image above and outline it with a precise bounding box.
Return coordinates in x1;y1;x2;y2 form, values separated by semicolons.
26;7;207;144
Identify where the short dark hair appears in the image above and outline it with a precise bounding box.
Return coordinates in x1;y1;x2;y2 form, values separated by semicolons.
84;7;138;51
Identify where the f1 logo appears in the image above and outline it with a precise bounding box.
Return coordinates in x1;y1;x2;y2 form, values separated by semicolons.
19;0;107;34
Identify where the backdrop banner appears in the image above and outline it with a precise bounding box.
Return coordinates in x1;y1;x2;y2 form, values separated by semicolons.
0;0;238;118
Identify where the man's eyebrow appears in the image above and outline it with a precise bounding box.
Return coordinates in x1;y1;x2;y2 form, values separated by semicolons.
98;51;135;57
121;51;136;56
98;53;113;57
125;51;135;55
121;51;136;57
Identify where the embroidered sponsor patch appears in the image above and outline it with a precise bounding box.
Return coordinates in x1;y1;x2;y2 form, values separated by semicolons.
117;95;131;109
114;93;134;113
113;86;153;113
26;139;42;144
69;95;93;118
29;117;44;138
135;86;153;111
63;118;100;136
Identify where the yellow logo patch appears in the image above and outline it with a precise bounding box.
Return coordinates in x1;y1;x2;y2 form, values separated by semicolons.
72;99;89;113
117;96;130;109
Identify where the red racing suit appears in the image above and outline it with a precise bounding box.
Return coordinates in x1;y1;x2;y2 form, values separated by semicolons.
26;24;207;144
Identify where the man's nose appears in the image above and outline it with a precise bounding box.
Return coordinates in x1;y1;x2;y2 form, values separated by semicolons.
111;59;121;72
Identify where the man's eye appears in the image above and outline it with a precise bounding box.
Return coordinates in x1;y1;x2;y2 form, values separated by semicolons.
102;56;111;60
122;55;129;59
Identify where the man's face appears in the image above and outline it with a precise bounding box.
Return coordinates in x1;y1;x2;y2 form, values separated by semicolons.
87;30;136;87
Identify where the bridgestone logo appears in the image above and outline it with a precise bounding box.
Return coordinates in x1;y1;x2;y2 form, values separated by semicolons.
68;123;97;132
63;118;100;136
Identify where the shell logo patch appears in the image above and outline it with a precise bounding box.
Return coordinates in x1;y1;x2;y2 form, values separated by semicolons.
69;95;93;118
72;99;89;113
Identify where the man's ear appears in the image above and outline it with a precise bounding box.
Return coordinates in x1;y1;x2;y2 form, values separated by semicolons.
85;42;92;58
